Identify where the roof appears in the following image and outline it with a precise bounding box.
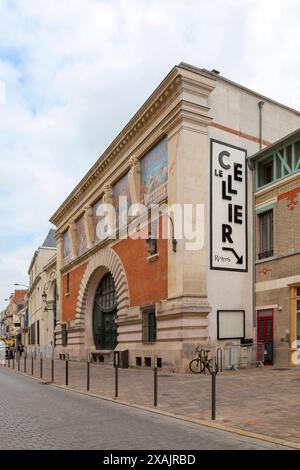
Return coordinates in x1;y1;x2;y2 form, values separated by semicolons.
28;229;56;274
248;127;300;161
11;290;27;304
179;62;300;116
42;229;56;248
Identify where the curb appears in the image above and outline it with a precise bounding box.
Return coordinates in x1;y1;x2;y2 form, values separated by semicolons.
1;365;299;450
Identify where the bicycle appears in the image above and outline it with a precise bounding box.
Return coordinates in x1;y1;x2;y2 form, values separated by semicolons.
189;348;216;374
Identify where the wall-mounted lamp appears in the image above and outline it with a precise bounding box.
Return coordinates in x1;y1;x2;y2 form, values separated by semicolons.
42;290;47;303
167;215;177;252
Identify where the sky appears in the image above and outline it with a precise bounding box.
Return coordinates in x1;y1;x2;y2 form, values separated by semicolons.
0;0;300;309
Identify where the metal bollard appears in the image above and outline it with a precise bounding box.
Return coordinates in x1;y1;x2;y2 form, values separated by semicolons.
51;357;54;383
24;352;27;374
18;353;20;372
65;355;69;386
154;355;158;407
216;347;223;373
211;356;217;420
87;355;90;391
13;354;15;370
40;354;43;379
31;355;34;376
8;356;10;368
114;351;119;398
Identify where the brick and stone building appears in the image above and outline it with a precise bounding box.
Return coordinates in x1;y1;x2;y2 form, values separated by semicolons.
50;63;300;370
249;128;300;367
1;290;28;346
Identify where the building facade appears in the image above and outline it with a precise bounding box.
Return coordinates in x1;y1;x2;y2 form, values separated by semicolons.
250;128;300;367
27;229;57;354
50;63;300;370
1;290;28;346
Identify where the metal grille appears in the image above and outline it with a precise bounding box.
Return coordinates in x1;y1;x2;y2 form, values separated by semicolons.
223;343;266;369
96;273;117;309
144;357;152;367
30;322;36;345
142;306;157;344
61;324;68;346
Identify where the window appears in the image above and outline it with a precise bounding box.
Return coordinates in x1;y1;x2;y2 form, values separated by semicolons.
61;324;68;346
37;319;40;346
66;273;70;294
30;323;36;345
258;210;273;259
258;157;274;187
142;306;157;344
296;288;300;348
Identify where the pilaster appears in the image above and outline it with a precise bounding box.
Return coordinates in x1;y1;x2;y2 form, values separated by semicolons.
55;232;64;324
69;221;77;259
128;155;141;206
166;82;215;302
84;205;94;248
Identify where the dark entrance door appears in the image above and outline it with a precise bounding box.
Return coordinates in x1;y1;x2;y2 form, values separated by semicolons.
93;273;117;350
257;309;273;365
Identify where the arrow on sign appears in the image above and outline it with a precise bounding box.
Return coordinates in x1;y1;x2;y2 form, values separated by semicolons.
222;247;243;264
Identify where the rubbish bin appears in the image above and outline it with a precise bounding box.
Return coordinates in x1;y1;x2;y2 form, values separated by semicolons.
119;349;129;368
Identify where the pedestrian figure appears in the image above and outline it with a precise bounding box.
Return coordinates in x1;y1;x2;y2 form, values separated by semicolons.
17;343;24;357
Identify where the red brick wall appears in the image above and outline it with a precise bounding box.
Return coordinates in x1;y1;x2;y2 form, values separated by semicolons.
113;226;168;307
61;222;168;320
62;262;88;321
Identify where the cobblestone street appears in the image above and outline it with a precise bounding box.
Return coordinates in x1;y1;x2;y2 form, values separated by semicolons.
0;366;290;450
2;357;300;446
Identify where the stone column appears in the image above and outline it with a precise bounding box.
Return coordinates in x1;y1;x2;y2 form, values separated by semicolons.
69;220;77;259
55;232;64;324
159;70;216;352
84;205;94;248
167;120;211;301
102;184;115;236
128;155;141;206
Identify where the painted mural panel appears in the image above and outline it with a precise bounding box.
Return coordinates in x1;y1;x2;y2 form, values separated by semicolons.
92;196;104;242
140;137;168;206
63;230;71;260
113;172;132;229
75;216;87;256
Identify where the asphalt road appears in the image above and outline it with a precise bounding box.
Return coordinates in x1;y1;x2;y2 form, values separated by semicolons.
0;367;288;450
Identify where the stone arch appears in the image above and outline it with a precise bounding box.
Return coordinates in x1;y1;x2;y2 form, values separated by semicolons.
75;247;130;328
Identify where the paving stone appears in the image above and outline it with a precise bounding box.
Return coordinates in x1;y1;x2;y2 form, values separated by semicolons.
2;358;300;445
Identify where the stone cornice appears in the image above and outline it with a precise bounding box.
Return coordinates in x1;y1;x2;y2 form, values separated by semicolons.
255;172;300;205
50;65;216;227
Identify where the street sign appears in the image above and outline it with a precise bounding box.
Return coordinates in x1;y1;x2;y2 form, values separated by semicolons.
210;139;247;272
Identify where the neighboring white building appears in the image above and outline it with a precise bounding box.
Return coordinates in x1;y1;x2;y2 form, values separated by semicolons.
27;229;57;354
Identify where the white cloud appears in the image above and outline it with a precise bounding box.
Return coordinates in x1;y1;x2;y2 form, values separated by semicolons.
0;0;300;308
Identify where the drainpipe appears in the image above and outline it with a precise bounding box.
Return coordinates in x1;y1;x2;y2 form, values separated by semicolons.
247;157;256;335
258;101;264;150
252;100;264;332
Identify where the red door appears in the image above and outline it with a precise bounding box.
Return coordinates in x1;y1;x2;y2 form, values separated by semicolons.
257;309;273;365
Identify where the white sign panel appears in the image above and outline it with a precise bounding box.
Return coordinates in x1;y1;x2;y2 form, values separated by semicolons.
210;140;247;271
217;310;245;339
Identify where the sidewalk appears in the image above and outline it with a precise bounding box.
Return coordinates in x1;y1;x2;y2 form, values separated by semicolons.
4;356;300;445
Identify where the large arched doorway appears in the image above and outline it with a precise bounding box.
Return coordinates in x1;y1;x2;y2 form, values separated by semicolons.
93;273;117;350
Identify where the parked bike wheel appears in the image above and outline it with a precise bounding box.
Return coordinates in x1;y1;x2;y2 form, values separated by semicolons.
205;358;218;375
189;358;202;373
